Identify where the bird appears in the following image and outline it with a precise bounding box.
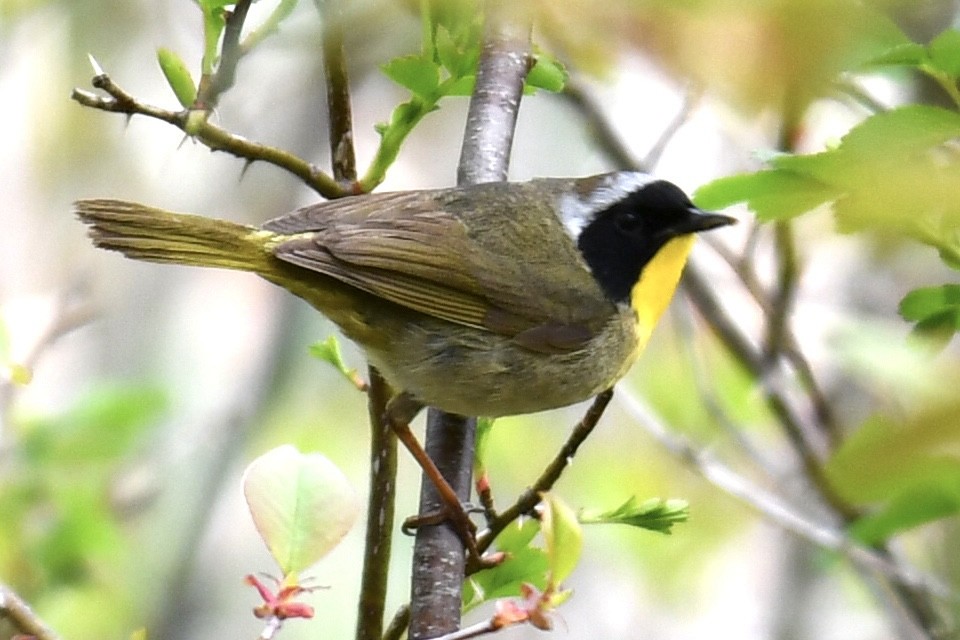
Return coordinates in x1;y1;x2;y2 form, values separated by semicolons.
75;171;734;547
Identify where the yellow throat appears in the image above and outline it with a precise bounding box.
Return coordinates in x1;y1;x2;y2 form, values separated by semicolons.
629;234;696;351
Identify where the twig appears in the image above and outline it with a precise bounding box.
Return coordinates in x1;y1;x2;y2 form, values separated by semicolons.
434;619;497;640
257;615;284;640
357;369;397;640
474;390;613;558
561;81;648;173
196;0;253;108
702;232;842;446
408;9;531;640
681;260;855;519
321;6;358;188
0;291;96;447
615;390;955;602
382;605;411;640
0;583;62;640
71;73;348;199
642;86;702;169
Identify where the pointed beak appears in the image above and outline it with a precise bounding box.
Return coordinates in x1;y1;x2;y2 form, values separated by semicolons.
663;207;737;238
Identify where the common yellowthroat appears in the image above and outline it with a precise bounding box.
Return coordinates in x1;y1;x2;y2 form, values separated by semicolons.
75;172;734;417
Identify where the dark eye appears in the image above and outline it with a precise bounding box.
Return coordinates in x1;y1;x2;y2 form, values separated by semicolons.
614;210;643;233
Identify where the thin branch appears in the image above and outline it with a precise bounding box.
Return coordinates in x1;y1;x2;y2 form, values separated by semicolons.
702;232;842;445
409;9;531;640
256;615;285;640
0;583;62;640
434;619;497;640
561;81;648;173
642;86;702;169
474;390;613;559
456;17;532;184
0;291;95;447
383;605;411;640
196;0;253;108
71;73;348;199
681;260;856;519
357;369;397;640
615;390;955;602
321;6;358;187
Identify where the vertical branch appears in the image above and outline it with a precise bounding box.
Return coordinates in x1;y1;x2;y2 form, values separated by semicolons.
456;18;531;184
317;8;396;640
357;368;397;640
408;7;531;640
322;7;358;187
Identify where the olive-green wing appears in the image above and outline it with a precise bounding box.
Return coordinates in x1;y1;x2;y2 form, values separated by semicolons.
262;185;614;351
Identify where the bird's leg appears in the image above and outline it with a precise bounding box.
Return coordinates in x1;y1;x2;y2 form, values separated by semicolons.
384;393;483;563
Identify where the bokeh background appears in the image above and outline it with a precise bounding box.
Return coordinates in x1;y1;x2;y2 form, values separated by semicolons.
1;1;957;639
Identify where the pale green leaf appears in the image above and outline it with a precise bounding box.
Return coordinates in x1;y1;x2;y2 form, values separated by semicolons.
539;493;582;586
157;48;197;108
243;445;360;575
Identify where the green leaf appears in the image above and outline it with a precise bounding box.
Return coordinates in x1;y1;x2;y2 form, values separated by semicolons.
493;517;541;554
198;0;235;9
865;41;928;68
22;384;167;463
699;105;960;234
434;24;474;78
826;403;960;512
381;55;440;99
308;335;363;388
899;284;960;335
243;0;300;51
848;479;960;545
243;445;360;575
464;520;547;610
201;5;227;75
463;546;549;611
928;29;960;78
579;496;690;534
539;493;582;586
525;55;567;93
693;170;836;221
157;48;197;108
440;75;475;97
473;416;496;479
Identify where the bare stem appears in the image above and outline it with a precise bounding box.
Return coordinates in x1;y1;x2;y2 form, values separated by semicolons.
0;583;62;640
357;369;397;640
616;390;954;602
321;6;358;187
409;8;531;639
196;0;253;108
71;74;348;199
474;389;613;559
383;605;411;640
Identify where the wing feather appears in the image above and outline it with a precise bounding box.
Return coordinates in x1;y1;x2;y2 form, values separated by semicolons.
263;182;617;350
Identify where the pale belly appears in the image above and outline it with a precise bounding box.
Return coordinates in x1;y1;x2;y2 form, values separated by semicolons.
365;308;641;417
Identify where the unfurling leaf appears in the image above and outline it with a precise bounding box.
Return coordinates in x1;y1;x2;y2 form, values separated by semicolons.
309;335;366;390
579;496;690;534
525;55;567;93
381;55;440;99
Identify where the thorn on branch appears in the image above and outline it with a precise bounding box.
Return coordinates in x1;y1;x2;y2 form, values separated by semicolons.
70;71;348;199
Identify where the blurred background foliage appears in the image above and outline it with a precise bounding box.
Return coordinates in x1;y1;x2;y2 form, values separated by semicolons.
1;0;959;639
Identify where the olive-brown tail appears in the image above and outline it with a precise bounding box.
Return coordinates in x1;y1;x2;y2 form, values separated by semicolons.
74;199;272;274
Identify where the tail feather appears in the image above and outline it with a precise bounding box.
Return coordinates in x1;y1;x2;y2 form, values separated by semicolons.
74;199;270;273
